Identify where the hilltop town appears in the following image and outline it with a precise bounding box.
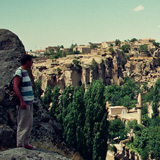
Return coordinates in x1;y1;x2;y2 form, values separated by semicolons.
28;38;158;57
30;38;160;91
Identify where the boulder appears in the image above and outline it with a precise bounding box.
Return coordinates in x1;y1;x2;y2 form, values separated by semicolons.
0;148;71;160
0;29;25;101
0;125;16;148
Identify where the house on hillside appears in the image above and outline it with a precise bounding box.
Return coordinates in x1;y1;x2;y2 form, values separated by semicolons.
101;41;116;48
27;50;45;57
89;42;101;49
73;45;91;54
101;42;109;48
45;46;59;53
140;38;155;44
107;106;128;120
106;93;143;124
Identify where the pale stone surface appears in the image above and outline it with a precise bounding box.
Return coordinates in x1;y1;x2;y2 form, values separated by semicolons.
32;50;127;91
0;148;71;160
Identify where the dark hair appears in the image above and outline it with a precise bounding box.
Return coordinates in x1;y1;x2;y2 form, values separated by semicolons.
20;54;33;65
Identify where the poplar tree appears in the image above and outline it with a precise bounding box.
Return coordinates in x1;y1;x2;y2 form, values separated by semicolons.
84;80;109;160
50;85;60;118
57;85;73;124
42;86;52;109
63;85;85;153
152;79;160;118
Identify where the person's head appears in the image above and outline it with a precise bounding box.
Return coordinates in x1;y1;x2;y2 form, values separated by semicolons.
20;54;33;69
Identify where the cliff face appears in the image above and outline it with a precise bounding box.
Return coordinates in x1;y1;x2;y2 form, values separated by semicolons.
32;49;127;91
124;49;160;88
0;147;72;160
32;48;160;91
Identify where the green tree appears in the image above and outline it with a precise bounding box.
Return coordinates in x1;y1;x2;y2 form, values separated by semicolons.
57;67;62;75
122;45;130;53
133;126;160;160
120;44;130;53
105;84;122;106
49;48;54;55
90;58;98;71
109;119;126;141
153;41;159;48
42;86;52;109
139;44;148;52
122;77;140;99
109;47;114;53
35;80;43;98
132;128;149;160
63;85;85;153
115;39;121;46
57;85;73;124
142;87;154;103
50;85;60;118
152;79;160;118
104;77;140;109
68;43;78;55
89;42;98;49
125;120;143;134
84;80;109;160
72;59;81;71
130;38;138;43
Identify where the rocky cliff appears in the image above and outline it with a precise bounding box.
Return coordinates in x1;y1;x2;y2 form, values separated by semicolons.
32;47;160;92
32;49;127;91
0;148;71;160
0;29;78;160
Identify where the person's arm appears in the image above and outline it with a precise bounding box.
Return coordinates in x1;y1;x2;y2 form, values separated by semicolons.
13;75;27;109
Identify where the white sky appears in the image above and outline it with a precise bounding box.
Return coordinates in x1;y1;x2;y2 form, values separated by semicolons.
0;0;160;51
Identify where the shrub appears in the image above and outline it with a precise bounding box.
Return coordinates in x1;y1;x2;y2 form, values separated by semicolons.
139;44;148;52
72;59;81;71
90;58;98;71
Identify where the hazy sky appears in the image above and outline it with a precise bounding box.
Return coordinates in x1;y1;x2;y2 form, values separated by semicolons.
1;0;160;51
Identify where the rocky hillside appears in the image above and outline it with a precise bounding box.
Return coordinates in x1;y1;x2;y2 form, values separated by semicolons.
0;148;71;160
32;45;160;92
32;49;127;91
0;29;80;160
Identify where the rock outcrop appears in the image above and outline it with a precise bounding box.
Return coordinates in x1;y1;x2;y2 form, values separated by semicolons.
124;49;160;88
0;148;71;160
32;48;160;92
32;49;126;91
0;29;26;101
0;29;76;159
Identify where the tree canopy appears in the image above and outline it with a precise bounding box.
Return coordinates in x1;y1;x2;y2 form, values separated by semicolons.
105;77;139;109
43;80;109;160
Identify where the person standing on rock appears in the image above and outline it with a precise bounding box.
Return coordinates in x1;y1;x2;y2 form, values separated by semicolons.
13;54;34;149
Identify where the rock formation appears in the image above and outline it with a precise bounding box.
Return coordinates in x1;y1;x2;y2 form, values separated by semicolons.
0;29;26;101
32;47;160;92
0;29;77;159
32;49;126;91
0;148;71;160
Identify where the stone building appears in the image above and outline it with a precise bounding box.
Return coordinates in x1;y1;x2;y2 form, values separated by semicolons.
45;46;59;53
73;45;91;54
106;93;143;125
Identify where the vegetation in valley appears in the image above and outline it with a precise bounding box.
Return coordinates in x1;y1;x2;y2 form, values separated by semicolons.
36;72;160;160
40;80;109;160
105;77;140;109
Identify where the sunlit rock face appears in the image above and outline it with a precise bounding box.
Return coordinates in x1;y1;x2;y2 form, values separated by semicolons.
32;50;126;91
